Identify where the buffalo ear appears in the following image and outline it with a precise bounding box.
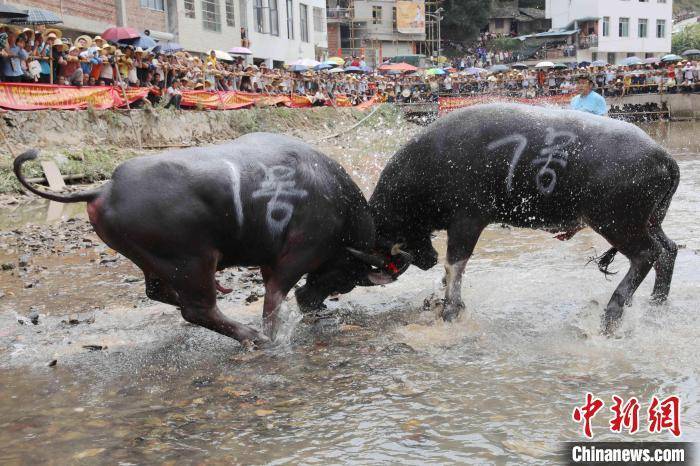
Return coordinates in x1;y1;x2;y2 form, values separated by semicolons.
346;247;387;268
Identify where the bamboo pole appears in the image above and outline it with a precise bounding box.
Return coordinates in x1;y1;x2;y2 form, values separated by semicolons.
114;61;143;149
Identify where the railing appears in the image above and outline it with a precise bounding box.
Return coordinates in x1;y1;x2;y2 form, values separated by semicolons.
327;8;351;21
579;35;598;49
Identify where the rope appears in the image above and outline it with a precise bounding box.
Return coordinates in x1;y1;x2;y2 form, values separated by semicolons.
313;105;383;143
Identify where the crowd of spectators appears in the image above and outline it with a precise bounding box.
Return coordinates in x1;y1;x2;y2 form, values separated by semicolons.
1;24;699;109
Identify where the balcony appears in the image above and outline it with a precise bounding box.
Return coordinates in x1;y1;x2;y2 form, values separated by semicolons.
327;7;351;23
579;34;598;49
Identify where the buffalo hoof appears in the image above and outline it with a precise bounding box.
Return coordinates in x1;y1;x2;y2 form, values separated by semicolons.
600;308;623;336
441;300;465;322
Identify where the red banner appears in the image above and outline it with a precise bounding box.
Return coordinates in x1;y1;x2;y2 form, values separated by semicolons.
438;94;572;115
0;83;380;111
0;83;150;110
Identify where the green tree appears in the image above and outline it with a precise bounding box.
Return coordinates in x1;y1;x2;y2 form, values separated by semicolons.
441;0;492;42
672;24;700;54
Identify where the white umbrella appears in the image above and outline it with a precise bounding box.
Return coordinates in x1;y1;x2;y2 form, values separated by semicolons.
213;50;234;61
328;67;345;73
290;58;320;67
535;61;555;68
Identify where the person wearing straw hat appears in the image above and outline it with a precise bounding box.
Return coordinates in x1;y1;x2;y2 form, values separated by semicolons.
570;72;607;116
2;32;29;83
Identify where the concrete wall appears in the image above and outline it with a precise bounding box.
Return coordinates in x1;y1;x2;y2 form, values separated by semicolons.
124;0;169;32
8;0;117;34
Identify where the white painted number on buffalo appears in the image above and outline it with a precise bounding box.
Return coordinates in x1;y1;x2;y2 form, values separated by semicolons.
488;128;578;195
252;164;308;236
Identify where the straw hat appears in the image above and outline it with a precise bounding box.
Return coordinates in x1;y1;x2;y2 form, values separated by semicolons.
52;39;68;51
22;28;34;38
44;28;62;39
93;35;105;45
45;32;58;40
194;81;205;89
134;46;145;54
75;35;93;49
101;43;115;53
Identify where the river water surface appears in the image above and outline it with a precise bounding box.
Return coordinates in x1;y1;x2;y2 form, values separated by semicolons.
0;118;698;464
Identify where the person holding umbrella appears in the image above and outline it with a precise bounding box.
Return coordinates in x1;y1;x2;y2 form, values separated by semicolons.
570;73;607;116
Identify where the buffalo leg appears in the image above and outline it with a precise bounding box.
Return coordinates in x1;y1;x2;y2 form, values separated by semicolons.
600;231;661;335
173;256;268;348
650;227;677;303
145;274;180;306
442;217;486;321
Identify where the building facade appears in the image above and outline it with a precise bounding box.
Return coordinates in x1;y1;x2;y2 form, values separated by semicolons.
326;0;426;67
488;0;550;36
5;0;326;65
545;0;673;64
173;0;327;64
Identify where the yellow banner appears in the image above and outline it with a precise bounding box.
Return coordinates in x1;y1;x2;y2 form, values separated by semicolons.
396;0;425;35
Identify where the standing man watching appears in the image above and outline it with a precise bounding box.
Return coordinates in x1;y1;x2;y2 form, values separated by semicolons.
570;73;607;116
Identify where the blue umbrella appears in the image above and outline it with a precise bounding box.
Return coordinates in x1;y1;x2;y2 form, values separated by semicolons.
119;34;157;49
465;67;486;75
289;64;308;72
360;65;373;73
591;60;608;67
344;66;365;73
154;42;183;54
314;63;335;70
489;64;509;73
621;56;644;66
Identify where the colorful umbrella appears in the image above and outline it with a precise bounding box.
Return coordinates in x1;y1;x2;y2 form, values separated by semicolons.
327;56;345;66
328;67;345;73
229;46;253;55
155;42;183;54
0;5;29;20
119;35;157;49
621;56;644;66
661;54;683;62
644;57;660;64
289;64;308;72
213;50;234;61
489;64;509;73
10;8;61;25
378;62;417;72
464;67;487;75
102;27;140;42
591;60;608;67
426;68;446;75
290;58;320;67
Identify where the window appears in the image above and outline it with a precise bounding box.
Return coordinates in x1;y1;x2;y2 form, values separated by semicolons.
225;0;234;26
140;0;164;10
313;6;323;32
286;0;294;39
254;0;264;32
269;0;279;35
495;18;504;29
185;0;196;18
591;51;598;61
202;0;221;30
638;18;647;38
372;6;382;25
619;17;629;37
658;0;666;2
392;6;396;29
656;19;666;38
601;16;609;36
607;52;616;64
300;3;308;42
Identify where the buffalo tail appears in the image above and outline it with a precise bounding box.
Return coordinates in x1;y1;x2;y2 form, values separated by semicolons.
13;149;102;203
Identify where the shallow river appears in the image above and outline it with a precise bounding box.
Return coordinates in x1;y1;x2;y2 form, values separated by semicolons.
0;118;699;464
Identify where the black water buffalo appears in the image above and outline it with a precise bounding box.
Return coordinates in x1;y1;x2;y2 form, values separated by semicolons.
364;103;679;333
14;133;405;347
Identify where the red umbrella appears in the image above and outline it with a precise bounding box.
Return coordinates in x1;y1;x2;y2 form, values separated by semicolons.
101;27;140;42
378;62;417;72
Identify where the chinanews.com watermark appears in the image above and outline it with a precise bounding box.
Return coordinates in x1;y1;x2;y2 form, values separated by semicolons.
561;393;694;465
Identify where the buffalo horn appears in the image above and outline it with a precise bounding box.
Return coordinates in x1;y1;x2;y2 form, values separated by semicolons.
346;247;387;268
